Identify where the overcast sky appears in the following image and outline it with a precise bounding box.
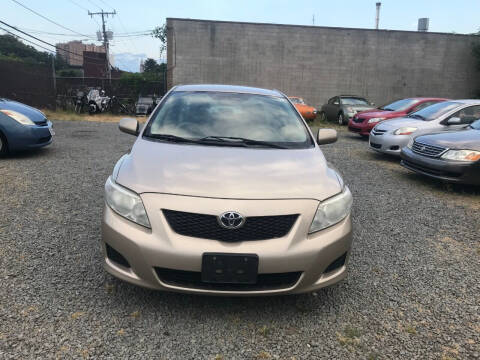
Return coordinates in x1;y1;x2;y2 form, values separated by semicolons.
2;0;479;72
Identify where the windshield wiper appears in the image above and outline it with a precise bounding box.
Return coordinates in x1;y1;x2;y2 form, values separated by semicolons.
144;133;201;144
199;136;287;149
408;114;425;120
382;107;393;111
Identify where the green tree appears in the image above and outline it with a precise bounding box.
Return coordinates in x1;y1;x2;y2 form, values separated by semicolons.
151;24;167;57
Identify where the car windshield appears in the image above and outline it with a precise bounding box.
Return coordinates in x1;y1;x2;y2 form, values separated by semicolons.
470;119;480;130
144;91;313;149
380;99;419;111
289;97;305;105
408;101;460;121
341;97;369;105
138;97;153;104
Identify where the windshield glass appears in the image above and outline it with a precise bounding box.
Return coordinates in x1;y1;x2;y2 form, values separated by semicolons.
289;97;305;105
341;97;370;106
470;119;480;130
144;91;312;148
409;101;460;121
380;99;419;111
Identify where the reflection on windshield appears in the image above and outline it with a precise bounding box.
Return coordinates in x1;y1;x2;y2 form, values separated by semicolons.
145;92;312;148
409;101;460;121
381;99;419;111
341;97;369;106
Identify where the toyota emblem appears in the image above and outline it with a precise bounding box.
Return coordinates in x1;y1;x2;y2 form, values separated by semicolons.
218;211;245;229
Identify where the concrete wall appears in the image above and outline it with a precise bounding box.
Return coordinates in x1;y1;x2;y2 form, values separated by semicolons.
167;18;480;107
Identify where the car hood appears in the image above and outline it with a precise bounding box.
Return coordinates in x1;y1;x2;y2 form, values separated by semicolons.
0;98;47;124
356;109;404;119
116;138;343;200
349;105;375;112
376;117;426;131
295;104;316;111
415;128;480;151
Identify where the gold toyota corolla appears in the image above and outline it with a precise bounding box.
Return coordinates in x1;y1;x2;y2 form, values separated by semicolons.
101;84;353;295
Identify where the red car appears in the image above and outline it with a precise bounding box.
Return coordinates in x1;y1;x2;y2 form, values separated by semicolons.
348;97;448;136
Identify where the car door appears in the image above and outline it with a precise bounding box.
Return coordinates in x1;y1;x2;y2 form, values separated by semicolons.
325;97;340;120
439;105;480;131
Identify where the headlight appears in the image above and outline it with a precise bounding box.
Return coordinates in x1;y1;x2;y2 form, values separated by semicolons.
0;109;35;125
441;149;480;162
105;176;151;228
309;187;353;234
394;127;417;135
367;117;385;124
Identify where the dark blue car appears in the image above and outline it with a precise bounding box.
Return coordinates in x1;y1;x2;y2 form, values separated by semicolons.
0;98;54;154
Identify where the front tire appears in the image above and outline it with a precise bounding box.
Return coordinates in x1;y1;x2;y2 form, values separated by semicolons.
318;111;327;122
0;132;8;155
338;113;345;125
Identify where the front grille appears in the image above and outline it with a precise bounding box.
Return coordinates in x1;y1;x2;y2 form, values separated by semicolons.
155;267;302;291
162;209;298;242
411;141;446;158
402;160;461;178
371;128;386;136
348;126;361;132
353;117;365;123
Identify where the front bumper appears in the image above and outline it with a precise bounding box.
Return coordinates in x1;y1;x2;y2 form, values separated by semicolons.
368;132;409;156
101;194;353;296
8;120;53;151
400;147;480;185
348;121;374;136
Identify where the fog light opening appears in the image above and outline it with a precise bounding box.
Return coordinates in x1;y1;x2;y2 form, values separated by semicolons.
390;145;400;151
106;244;131;268
324;252;347;273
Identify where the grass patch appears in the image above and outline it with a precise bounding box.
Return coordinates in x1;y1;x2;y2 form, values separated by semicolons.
42;109;143;123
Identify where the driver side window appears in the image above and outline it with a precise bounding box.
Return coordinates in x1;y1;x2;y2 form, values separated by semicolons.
448;105;480;125
333;97;340;105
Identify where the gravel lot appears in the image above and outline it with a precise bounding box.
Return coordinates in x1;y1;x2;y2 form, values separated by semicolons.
1;120;479;359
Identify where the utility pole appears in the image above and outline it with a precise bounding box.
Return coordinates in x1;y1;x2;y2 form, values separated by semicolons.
312;14;315;26
88;9;116;82
375;2;381;30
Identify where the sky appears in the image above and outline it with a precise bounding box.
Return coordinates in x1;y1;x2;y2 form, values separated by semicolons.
1;0;479;72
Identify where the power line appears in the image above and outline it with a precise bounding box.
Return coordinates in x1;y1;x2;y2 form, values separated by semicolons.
10;0;91;38
0;26;55;54
0;20;105;62
67;0;89;13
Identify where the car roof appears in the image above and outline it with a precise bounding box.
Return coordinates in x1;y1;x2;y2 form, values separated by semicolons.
173;84;282;97
339;95;366;98
451;99;480;105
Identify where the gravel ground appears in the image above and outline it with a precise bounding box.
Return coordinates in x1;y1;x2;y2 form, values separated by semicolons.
1;120;479;359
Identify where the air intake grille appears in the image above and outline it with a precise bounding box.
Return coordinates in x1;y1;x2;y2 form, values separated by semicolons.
353;117;365;123
411;141;446;158
162;209;298;242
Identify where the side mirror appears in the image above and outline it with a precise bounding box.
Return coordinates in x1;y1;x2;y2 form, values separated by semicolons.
317;128;338;145
447;117;461;125
119;117;139;136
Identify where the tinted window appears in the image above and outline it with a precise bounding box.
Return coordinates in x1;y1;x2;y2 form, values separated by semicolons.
340;97;370;105
145;91;312;148
409;101;460;121
380;99;420;111
449;105;480;124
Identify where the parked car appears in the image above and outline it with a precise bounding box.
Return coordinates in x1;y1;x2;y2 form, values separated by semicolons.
0;98;54;154
289;97;317;121
348;97;448;136
320;95;375;125
369;100;480;156
102;84;353;295
400;119;480;185
135;95;157;116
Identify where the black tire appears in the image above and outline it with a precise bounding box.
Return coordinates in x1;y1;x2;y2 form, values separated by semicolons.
88;103;97;115
337;113;345;125
0;132;8;155
318;111;327;122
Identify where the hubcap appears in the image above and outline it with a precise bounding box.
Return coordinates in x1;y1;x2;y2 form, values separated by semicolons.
339;115;344;124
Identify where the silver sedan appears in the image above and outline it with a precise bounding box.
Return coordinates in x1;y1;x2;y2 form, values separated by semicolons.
369;100;480;156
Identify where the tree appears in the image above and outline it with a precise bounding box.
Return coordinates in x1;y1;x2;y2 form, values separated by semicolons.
151;24;167;58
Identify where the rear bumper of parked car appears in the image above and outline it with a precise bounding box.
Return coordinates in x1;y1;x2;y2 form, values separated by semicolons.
7;120;53;151
369;132;409;156
101;194;353;296
400;147;480;185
